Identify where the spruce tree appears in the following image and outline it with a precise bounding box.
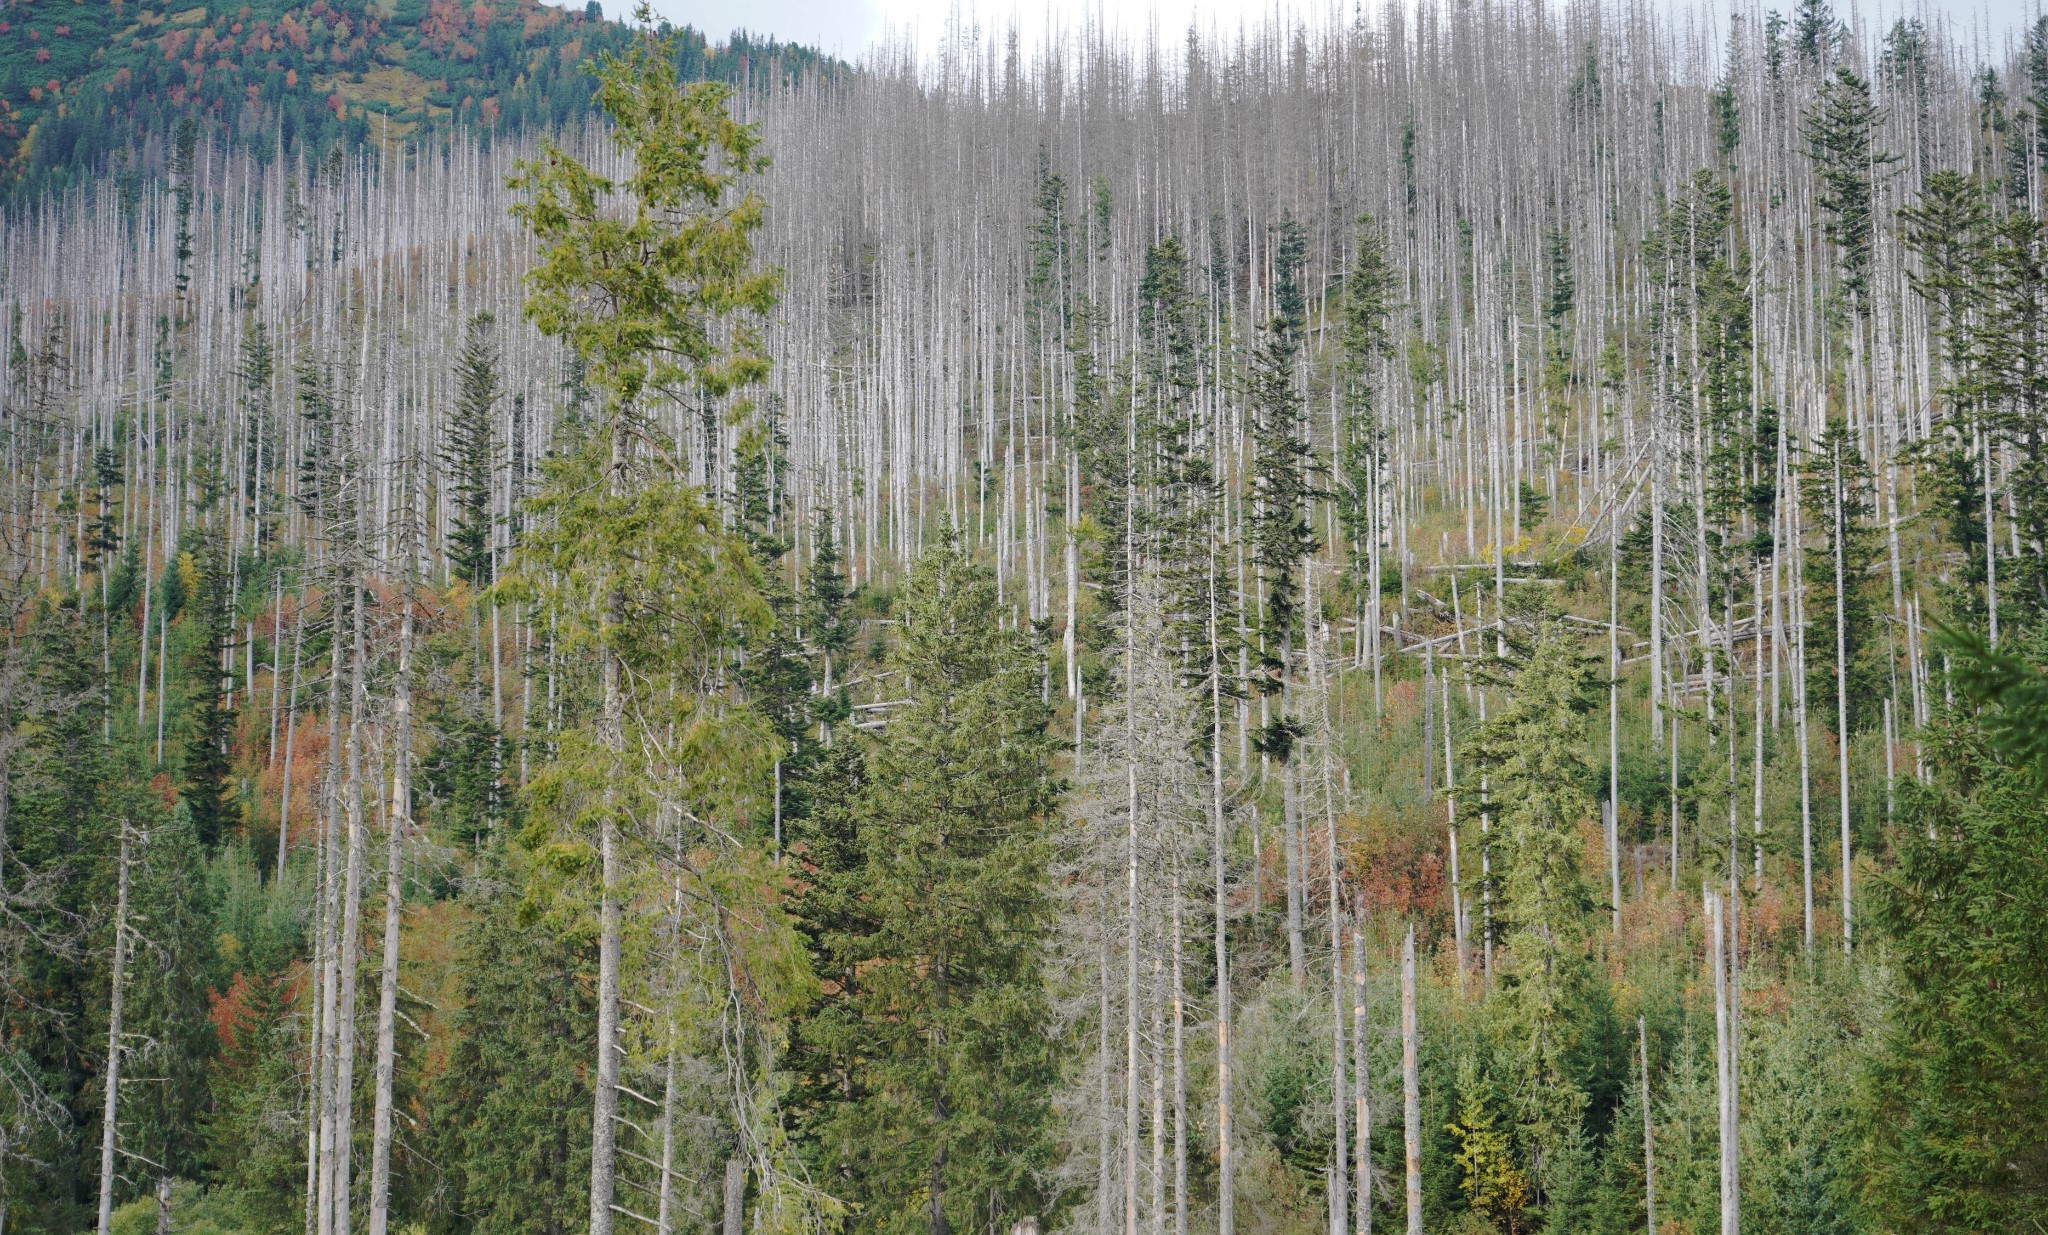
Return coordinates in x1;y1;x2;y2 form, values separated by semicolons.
1792;0;1837;66
1459;598;1606;1176
110;799;219;1209
1807;68;1890;312
1248;215;1318;756
1982;210;2048;630
1857;630;2048;1229
446;311;501;590
1338;214;1395;652
806;510;854;738
508;11;782;1231
179;526;237;850
429;876;598;1235
1800;420;1879;735
789;533;1063;1234
1902;172;1995;630
0;596;108;1231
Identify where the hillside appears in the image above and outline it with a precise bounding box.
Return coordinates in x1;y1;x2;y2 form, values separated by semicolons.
0;0;833;200
3;3;2048;1234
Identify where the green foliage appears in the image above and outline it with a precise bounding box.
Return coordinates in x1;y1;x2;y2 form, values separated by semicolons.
1338;214;1396;613
1590;1044;1652;1235
807;511;855;700
428;879;596;1235
507;434;772;845
1461;598;1603;1153
1243;987;1337;1183
1793;0;1838;65
1248;215;1318;749
0;2;836;205
420;707;506;844
101;1178;257;1235
445;312;501;590
1806;67;1892;310
0;597;112;1232
200;856;311;1231
1712;78;1741;159
111;804;222;1195
510;16;780;412
1449;1058;1532;1234
1139;231;1226;700
1800;419;1882;735
788;534;1064;1232
178;527;239;850
1940;626;2048;778
1745;986;1859;1235
1857;635;2048;1230
1651;1024;1721;1235
1979;210;2048;628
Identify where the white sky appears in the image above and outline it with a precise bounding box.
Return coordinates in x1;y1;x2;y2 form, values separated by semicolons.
621;0;2045;57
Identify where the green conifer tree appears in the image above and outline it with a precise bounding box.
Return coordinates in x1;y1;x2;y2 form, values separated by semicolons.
1248;215;1318;756
1800;420;1880;734
1807;68;1891;313
446;311;501;590
789;533;1063;1235
1901;172;1994;630
1459;598;1606;1174
1338;214;1396;649
179;527;237;850
109;799;219;1207
428;876;598;1235
506;10;783;1231
0;596;109;1230
1857;629;2048;1230
806;511;855;738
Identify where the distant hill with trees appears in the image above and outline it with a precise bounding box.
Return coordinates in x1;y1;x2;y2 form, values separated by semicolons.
0;0;834;201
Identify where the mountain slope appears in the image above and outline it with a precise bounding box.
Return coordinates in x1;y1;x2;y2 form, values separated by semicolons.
0;0;832;200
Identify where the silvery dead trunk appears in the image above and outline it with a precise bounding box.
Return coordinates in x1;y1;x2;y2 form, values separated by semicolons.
1401;925;1421;1235
367;559;414;1235
94;824;134;1235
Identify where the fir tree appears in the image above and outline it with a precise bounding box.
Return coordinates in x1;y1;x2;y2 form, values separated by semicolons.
0;596;108;1232
507;12;783;1231
1338;214;1396;642
179;527;237;850
429;876;597;1235
1591;1045;1654;1235
1800;420;1880;735
87;445;121;576
446;311;501;590
789;533;1064;1235
1982;210;2048;631
1139;231;1219;683
806;511;855;736
1807;68;1891;313
1901;172;1995;630
108;799;219;1208
1792;0;1837;66
1449;1058;1532;1234
236;323;277;553
1460;597;1603;1168
199;858;310;1230
1857;631;2048;1230
170;119;198;302
1248;215;1318;756
1745;991;1857;1235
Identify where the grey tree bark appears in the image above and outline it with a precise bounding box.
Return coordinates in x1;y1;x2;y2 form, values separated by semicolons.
93;824;133;1235
1401;925;1421;1235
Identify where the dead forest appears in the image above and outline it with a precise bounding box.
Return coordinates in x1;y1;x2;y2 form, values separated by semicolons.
2;1;2046;1233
